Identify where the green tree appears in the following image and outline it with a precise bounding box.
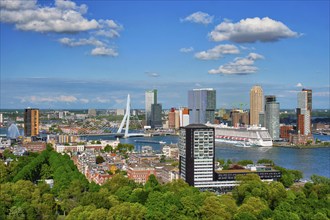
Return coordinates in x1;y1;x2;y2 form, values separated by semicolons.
145;174;160;192
107;202;146;220
96;155;105;164
237;160;254;166
257;159;274;165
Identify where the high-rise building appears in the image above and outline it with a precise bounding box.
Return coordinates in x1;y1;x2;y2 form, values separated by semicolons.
179;107;190;127
151;103;162;128
297;89;312;135
168;108;176;129
0;113;3;124
250;85;263;126
24;108;39;137
179;124;215;186
145;89;158;126
264;96;280;140
188;88;216;124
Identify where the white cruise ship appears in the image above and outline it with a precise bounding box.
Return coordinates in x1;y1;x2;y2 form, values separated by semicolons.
206;123;273;147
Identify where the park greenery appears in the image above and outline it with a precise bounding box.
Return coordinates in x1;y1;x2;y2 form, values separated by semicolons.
1;149;329;220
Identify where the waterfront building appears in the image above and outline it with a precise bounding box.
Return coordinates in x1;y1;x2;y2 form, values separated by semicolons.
24;108;39;137
264;96;280;140
168;108;175;129
179;107;189;127
188;88;216;124
179;124;215;186
0;113;3;124
250;85;263;126
151;103;162;128
280;125;294;140
297;89;312;135
145;89;157;126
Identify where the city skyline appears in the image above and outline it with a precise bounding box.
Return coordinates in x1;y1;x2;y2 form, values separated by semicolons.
1;0;329;109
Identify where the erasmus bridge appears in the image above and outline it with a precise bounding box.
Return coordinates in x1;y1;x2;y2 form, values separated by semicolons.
66;94;144;138
115;94;144;138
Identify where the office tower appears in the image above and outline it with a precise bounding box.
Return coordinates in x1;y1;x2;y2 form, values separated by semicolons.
24;108;39;137
179;107;190;127
264;96;280;140
297;89;312;135
145;89;158;126
174;110;180;129
168;108;175;129
151;103;162;128
188;88;216;124
0;113;3;124
296;108;305;134
250;85;263;126
179;124;215;186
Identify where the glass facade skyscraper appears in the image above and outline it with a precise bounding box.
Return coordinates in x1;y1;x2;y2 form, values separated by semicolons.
188;88;216;124
264;96;280;140
145;89;158;126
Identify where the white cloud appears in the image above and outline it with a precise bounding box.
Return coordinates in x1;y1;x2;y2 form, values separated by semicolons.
181;11;214;25
209;17;299;43
99;19;123;30
195;44;240;60
20;95;78;103
91;47;118;57
180;47;194;53
80;98;89;103
95;29;120;38
0;0;123;57
145;72;160;77
95;97;110;103
208;52;264;75
57;95;77;102
0;1;99;33
296;83;303;87
59;37;104;47
0;0;36;10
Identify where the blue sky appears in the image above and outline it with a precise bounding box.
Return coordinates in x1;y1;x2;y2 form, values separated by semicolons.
0;0;329;109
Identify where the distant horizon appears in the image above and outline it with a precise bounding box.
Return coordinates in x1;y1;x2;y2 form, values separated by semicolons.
0;108;329;112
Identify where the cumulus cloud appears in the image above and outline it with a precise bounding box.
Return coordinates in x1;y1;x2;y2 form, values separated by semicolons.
0;0;123;57
208;52;264;75
91;47;118;57
296;83;303;87
95;29;120;38
209;17;299;43
145;72;160;77
181;11;214;25
59;37;104;47
180;47;194;53
195;44;240;60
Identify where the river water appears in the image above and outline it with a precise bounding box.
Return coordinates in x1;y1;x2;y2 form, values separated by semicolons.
87;134;330;180
1;128;329;180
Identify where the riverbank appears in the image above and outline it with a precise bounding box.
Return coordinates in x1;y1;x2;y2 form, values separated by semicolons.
273;142;330;149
